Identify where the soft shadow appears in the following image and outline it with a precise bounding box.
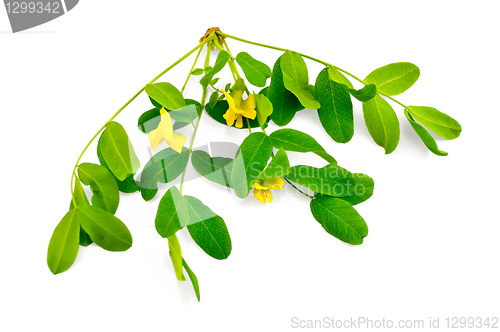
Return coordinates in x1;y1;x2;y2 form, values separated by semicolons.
0;30;56;34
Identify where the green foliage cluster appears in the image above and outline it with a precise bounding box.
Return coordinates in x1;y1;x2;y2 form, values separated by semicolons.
47;29;461;301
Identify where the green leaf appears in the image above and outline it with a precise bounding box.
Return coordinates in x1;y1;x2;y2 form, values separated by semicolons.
336;173;375;205
235;52;272;87
70;177;89;210
286;165;355;196
47;209;80;274
167;234;185;281
149;97;163;109
191;150;233;188
205;100;263;129
78;163;120;214
327;67;353;89
138;108;161;133
200;50;230;87
76;205;132;251
310;196;368;245
326;67;376;102
115;176;140;194
155;186;189;238
100;121;140;181
259;148;290;179
140;188;158;202
79;228;93;247
173;121;190;131
362;95;400;154
269;128;337;164
182;259;200;302
97;137;140;194
348;84;377;102
267;56;304;126
208;91;219;109
191;68;204;76
186;98;202;116
231;132;273;198
210;78;220;86
69;179;93;246
364;62;420;96
280;50;321;110
145;82;186;110
168;104;198;123
139;147;190;201
404;110;448;156
254;94;273;127
407;106;461;140
185;196;232;260
315;68;354;143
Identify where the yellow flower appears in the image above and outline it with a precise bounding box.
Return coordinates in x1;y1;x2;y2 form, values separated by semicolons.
251;178;285;204
219;89;257;128
148;108;187;153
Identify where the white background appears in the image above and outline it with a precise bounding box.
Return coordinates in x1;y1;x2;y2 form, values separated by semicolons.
1;1;499;331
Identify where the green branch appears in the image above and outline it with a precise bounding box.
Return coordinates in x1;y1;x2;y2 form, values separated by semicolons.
70;39;209;203
216;31;408;108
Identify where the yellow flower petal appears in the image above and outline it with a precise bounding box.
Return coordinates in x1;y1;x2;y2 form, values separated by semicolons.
251;181;268;190
268;177;285;190
223;107;236;126
148;110;185;153
148;127;163;150
231;90;244;110
235;114;243;128
159;112;174;142
240;93;257;120
253;189;267;204
220;89;238;112
166;131;187;153
266;189;273;203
